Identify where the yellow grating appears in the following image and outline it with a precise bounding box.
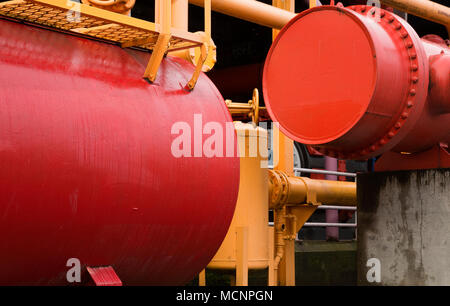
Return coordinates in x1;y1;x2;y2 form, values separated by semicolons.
0;0;203;51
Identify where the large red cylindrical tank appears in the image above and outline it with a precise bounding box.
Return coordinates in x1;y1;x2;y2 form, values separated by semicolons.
263;5;450;160
0;19;239;285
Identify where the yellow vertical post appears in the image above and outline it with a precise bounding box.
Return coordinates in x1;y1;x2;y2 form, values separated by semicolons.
204;0;211;38
199;269;206;286
272;0;294;38
268;226;275;286
278;235;295;286
271;0;295;174
162;0;171;33
171;0;188;30
272;0;295;287
144;0;172;82
185;0;210;90
235;226;249;286
155;0;160;23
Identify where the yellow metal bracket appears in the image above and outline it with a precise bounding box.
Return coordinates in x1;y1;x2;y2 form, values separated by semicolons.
185;0;211;90
143;0;171;83
286;205;318;235
145;0;211;89
143;33;172;82
185;42;207;90
301;177;322;206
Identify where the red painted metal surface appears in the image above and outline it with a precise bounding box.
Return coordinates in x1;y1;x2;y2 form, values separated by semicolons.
375;144;450;171
263;5;450;169
87;267;122;286
0;19;239;285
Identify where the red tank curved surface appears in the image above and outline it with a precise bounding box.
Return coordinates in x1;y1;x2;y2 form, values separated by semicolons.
0;19;239;285
263;5;450;161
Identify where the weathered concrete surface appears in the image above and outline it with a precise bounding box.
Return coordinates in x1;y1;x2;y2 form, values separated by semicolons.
357;169;450;285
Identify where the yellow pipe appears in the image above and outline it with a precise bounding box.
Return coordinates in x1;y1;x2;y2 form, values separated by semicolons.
287;176;356;206
188;0;296;29
269;170;357;208
154;0;172;33
225;90;267;124
273;206;285;282
171;0;189;30
169;0;189;60
381;0;450;29
227;103;267;115
190;0;449;32
205;0;212;38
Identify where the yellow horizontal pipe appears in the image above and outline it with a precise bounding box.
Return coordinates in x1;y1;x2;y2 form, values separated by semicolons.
269;170;356;208
190;0;449;31
189;0;296;29
226;100;266;114
286;176;356;206
381;0;450;28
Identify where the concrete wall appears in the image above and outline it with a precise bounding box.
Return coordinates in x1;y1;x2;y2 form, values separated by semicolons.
357;169;450;285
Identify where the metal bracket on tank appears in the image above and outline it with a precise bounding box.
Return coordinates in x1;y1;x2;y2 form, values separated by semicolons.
144;0;210;90
143;33;172;82
87;266;122;286
185;42;208;90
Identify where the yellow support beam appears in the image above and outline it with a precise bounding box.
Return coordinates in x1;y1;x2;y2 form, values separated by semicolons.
268;226;275;286
271;0;296;287
143;0;171;82
143;33;172;82
235;227;249;286
71;23;120;34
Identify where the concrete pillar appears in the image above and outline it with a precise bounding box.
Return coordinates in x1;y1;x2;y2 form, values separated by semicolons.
357;169;450;285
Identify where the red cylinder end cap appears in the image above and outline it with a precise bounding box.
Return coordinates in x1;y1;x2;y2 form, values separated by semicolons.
263;6;376;144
